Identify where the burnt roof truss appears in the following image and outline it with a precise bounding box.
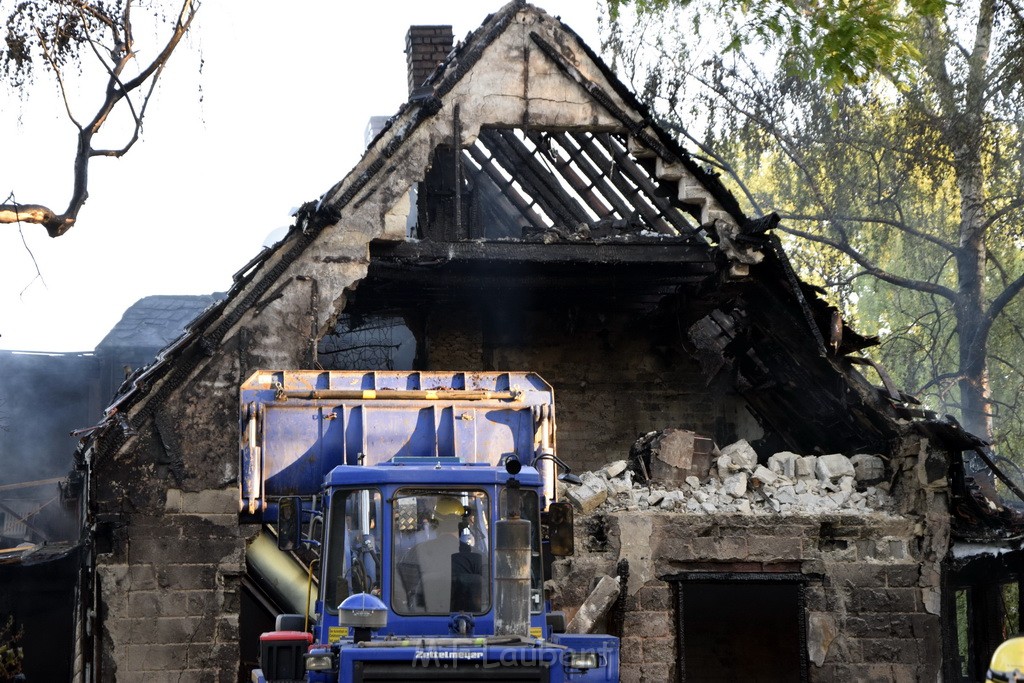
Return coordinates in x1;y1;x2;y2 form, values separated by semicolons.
417;127;703;242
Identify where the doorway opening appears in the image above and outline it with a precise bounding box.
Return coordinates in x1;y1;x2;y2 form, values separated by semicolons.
669;571;808;682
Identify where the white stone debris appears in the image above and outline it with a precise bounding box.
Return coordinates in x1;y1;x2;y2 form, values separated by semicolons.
815;454;856;483
850;453;886;484
563;439;894;516
720;439;758;470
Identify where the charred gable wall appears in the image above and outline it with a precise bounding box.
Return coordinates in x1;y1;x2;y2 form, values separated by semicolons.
423;308;753;473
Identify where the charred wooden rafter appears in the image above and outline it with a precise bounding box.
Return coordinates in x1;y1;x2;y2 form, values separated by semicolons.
431;127;702;240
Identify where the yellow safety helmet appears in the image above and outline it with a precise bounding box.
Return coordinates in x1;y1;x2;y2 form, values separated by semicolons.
988;636;1024;682
433;496;465;518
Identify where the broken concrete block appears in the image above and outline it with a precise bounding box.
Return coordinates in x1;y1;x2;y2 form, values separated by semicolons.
607;476;633;496
839;476;855;494
735;498;751;513
796;456;817;480
646;429;714;483
720;439;758;470
566;575;621;634
752;465;778;487
646;490;665;506
685;475;701;490
701;501;718;514
807;613;838;666
601;460;629;479
775;489;798;506
565;476;608;514
768;451;800;478
632;429;713;484
850;453;886;485
723;472;749;498
685;498;701;512
922;587;941;616
815;454;855;482
798;492;820;508
716;454;734;479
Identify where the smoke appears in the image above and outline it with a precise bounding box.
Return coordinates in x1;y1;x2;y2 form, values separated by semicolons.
0;351;99;487
0;351;99;546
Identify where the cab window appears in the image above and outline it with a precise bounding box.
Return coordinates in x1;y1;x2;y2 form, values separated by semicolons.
391;489;490;615
323;489;382;613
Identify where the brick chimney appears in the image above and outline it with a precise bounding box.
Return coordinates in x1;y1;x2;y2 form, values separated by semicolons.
405;25;454;97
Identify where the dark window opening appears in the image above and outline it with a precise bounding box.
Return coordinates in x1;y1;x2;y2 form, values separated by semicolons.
671;573;807;683
391;488;491;616
318;313;416;371
323;489;383;613
946;565;1024;682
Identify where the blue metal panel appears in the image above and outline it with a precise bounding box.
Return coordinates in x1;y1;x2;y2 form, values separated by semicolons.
240;371;554;515
322;465;543;488
337;644;568;680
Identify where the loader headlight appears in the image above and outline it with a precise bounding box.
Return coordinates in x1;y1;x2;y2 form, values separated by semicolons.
338;593;388;629
565;651;599;670
304;651;336;671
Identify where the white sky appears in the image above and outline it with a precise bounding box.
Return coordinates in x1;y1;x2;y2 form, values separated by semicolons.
0;1;605;352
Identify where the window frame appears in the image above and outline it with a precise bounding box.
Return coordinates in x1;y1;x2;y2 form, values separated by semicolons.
321;487;383;615
389;486;492;617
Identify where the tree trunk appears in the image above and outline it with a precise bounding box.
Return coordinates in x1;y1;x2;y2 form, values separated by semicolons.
952;121;992;442
947;0;994;443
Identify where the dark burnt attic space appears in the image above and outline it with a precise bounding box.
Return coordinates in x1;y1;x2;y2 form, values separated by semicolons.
317;126;900;472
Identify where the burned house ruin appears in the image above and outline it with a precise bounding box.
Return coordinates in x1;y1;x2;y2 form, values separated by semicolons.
67;2;1024;680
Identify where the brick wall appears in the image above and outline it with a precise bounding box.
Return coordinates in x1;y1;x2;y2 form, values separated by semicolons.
406;25;453;96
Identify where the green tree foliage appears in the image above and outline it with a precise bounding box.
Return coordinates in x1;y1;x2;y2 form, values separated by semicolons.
606;0;1024;453
0;615;23;680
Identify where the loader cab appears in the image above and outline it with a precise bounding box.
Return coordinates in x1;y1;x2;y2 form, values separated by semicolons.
313;463;547;644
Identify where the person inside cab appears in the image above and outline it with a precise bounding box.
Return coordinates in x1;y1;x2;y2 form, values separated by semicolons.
396;495;484;613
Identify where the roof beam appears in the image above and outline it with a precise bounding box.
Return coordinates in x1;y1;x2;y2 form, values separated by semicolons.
601;133;699;236
571;132;675;235
480;129;593;228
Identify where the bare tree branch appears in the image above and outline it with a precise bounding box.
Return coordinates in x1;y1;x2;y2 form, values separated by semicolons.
780;211;957;254
776;222;958;301
0;0;200;237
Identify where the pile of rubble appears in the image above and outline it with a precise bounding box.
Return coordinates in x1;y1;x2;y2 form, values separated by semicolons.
563;435;892;516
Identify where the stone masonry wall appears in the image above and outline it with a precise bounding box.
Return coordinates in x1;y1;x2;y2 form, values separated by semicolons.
553;512;942;682
96;492;246;682
550;434;951;682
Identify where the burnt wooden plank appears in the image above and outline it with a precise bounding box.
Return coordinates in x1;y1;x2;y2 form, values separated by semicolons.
481;129;593;228
551;131;639;223
523;130;614;220
370;238;715;265
602;133;699;236
571;132;675;235
464;145;547;232
478;130;569;228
